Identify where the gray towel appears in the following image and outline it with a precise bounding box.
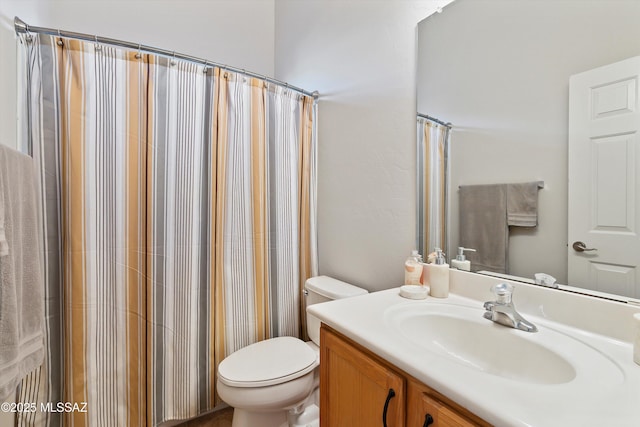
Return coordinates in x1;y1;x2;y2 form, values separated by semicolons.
507;182;539;227
0;144;45;400
459;184;509;274
459;182;541;275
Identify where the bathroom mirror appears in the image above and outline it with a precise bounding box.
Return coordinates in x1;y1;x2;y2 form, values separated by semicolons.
417;0;640;301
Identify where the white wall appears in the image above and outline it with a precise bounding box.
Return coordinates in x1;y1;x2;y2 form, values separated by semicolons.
417;0;640;284
0;0;275;150
275;0;447;291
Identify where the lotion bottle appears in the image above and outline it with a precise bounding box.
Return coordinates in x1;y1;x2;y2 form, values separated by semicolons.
451;247;476;271
429;248;450;298
404;250;423;285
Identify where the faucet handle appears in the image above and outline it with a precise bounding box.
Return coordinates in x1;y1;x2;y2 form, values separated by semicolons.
490;283;513;304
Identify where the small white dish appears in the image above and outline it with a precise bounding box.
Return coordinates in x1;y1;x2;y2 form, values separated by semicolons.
399;285;428;300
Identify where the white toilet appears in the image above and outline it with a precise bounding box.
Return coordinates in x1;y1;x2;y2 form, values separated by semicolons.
216;275;368;427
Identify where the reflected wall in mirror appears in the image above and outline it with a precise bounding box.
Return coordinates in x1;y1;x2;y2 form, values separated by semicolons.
417;0;640;300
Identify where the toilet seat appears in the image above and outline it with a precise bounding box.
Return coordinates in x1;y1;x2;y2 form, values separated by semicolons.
218;336;318;388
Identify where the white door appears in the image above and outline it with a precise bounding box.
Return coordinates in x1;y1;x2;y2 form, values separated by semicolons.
568;56;640;299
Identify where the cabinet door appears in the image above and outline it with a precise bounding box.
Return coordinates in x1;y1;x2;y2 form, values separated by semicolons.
407;379;489;427
320;326;405;427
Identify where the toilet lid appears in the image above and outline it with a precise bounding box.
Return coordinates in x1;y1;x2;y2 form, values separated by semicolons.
218;336;318;388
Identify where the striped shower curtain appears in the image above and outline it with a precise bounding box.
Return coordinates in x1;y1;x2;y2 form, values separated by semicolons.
417;117;450;257
17;33;317;427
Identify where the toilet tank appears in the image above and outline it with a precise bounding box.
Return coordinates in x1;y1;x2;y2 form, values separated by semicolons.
305;275;368;346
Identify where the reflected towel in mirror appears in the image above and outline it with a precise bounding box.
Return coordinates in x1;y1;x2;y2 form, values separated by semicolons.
507;182;540;227
459;181;541;274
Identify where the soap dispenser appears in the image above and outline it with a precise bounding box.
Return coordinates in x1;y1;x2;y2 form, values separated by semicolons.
404;250;423;285
429;248;450;298
451;247;476;271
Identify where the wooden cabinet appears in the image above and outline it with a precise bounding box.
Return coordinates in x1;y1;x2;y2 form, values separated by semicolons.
320;326;405;427
320;325;491;427
407;379;489;427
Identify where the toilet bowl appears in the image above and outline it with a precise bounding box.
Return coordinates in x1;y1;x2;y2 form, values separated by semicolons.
216;276;367;427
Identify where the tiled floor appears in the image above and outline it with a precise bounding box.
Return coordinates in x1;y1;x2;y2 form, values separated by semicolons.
176;407;233;427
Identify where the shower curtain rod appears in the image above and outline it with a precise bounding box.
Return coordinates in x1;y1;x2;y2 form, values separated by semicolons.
418;113;452;128
14;16;319;100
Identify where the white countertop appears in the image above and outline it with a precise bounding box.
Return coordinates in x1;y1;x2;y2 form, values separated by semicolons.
308;283;640;427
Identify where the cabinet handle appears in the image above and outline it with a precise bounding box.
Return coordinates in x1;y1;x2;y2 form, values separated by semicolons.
423;413;434;427
382;388;396;427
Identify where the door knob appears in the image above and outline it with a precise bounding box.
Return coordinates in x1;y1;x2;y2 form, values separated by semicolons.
572;241;597;252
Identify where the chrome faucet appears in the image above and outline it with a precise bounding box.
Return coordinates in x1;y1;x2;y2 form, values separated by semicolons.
483;283;538;333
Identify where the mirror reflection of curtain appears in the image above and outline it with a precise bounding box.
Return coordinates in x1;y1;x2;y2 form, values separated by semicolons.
17;33;317;427
417;117;450;257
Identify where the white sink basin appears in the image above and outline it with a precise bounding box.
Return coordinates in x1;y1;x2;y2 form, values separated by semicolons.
384;302;624;386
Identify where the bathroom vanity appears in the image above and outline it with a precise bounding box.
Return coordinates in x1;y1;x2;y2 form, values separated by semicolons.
321;325;489;426
310;270;640;426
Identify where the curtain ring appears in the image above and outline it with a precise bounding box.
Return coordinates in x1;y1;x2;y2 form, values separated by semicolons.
94;34;102;51
203;60;209;73
170;51;177;66
135;43;142;59
56;29;63;46
24;24;33;43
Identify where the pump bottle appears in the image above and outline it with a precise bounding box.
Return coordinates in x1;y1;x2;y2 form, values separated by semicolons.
451;247;476;271
404;250;423;285
429;248;450;298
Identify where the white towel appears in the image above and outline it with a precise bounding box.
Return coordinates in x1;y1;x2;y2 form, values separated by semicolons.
0;144;45;401
0;161;7;257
